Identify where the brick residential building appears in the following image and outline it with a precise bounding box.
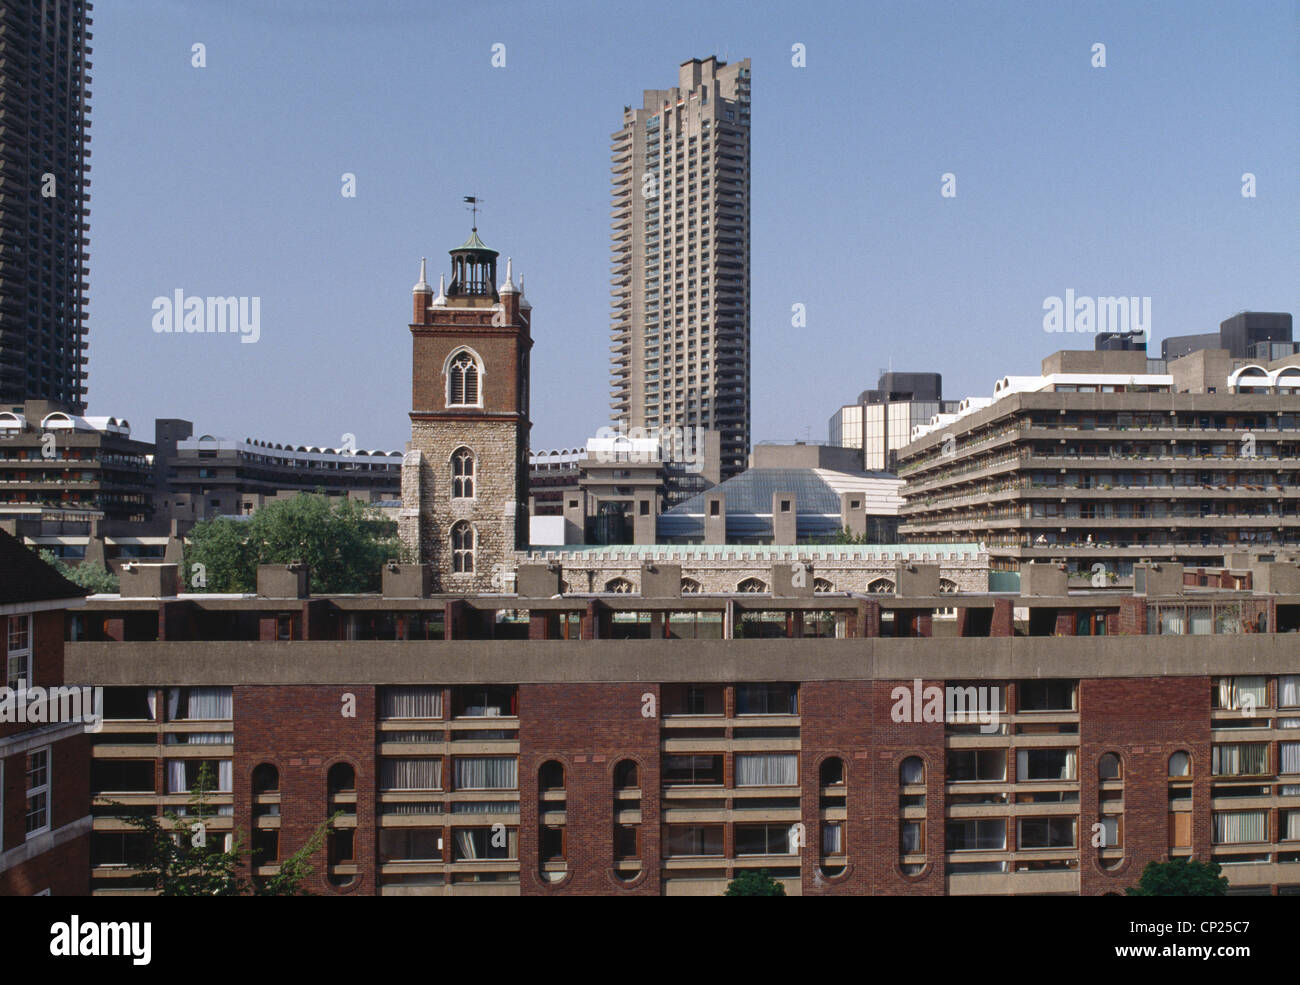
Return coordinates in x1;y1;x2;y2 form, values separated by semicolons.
57;555;1300;897
0;529;91;896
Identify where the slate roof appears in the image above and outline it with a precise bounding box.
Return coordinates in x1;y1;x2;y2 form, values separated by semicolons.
0;529;89;605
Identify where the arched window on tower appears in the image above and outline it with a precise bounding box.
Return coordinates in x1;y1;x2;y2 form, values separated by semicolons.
451;447;475;499
448;351;480;407
452;522;475;573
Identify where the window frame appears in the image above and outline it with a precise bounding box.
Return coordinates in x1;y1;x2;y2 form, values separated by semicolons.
25;745;51;839
6;613;32;691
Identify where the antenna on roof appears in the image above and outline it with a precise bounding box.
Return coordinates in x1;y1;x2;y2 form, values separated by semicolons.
463;195;483;232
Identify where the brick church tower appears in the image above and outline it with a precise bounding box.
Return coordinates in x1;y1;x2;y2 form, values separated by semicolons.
399;228;532;591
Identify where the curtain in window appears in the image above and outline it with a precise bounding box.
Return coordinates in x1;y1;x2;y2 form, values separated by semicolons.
1099;816;1119;848
1280;676;1300;709
184;733;230;745
1287;812;1300;841
1213;810;1265;844
166;761;187;793
900;822;921;853
1187;606;1212;635
734;753;797;786
1218;677;1267;710
454;756;517;790
146;690;157;721
217;761;232;792
167;688;181;721
1282;719;1300;730
900;758;925;784
821;824;842;854
1212;743;1268;776
1280;742;1300;775
1160;608;1185;635
380;758;442;790
454;830;478;860
382;687;443;720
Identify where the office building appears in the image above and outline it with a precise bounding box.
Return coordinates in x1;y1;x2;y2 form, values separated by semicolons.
0;1;93;412
829;372;960;472
1162;311;1294;362
609;57;751;479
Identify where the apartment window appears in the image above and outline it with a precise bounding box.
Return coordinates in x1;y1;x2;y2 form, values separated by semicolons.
1169;751;1191;777
380;758;443;791
451;522;475;574
380;829;443;862
252;763;279;794
1098;753;1122;780
166;686;232;721
1213;810;1266;845
900;820;924;854
1018;679;1076;711
454;756;517;790
25;747;50;837
1213;676;1268;711
820;758;845;786
662;754;723;786
822;822;844;855
1019;817;1077;848
1212;743;1268;776
946;818;1005;851
5;614;32;690
947;749;1006;782
166;759;232;794
734;822;794;855
453;826;517;860
664;823;723;856
381;686;443;719
447;350;481;407
453;685;516;718
734;753;797;786
900;757;925;785
539;760;565;791
735;683;797;715
451;447;475;499
614;760;639;790
1280;675;1300;709
1281;742;1300;775
1017;749;1076;781
327;762;356;793
662;683;723;716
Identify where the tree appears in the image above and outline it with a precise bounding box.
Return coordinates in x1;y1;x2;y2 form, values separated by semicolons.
1126;858;1228;896
725;869;786;896
111;762;337;896
37;549;118;593
183;492;400;593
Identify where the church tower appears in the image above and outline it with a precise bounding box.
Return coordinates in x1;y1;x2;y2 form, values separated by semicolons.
399;228;532;591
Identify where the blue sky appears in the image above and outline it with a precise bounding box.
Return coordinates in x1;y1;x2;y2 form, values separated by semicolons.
87;0;1298;452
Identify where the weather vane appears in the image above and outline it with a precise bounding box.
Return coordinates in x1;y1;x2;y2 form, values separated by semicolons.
463;195;483;232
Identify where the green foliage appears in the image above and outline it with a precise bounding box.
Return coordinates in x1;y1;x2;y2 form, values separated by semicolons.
724;869;787;896
110;762;336;896
182;492;399;593
1126;858;1228;896
37;549;118;593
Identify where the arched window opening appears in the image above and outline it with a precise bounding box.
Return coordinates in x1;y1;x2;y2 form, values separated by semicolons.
452;522;475;573
451;447;475;499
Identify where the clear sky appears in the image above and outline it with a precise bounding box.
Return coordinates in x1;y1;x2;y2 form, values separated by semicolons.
86;0;1298;452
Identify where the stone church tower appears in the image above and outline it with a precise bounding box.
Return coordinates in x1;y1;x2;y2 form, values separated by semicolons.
399;229;532;592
